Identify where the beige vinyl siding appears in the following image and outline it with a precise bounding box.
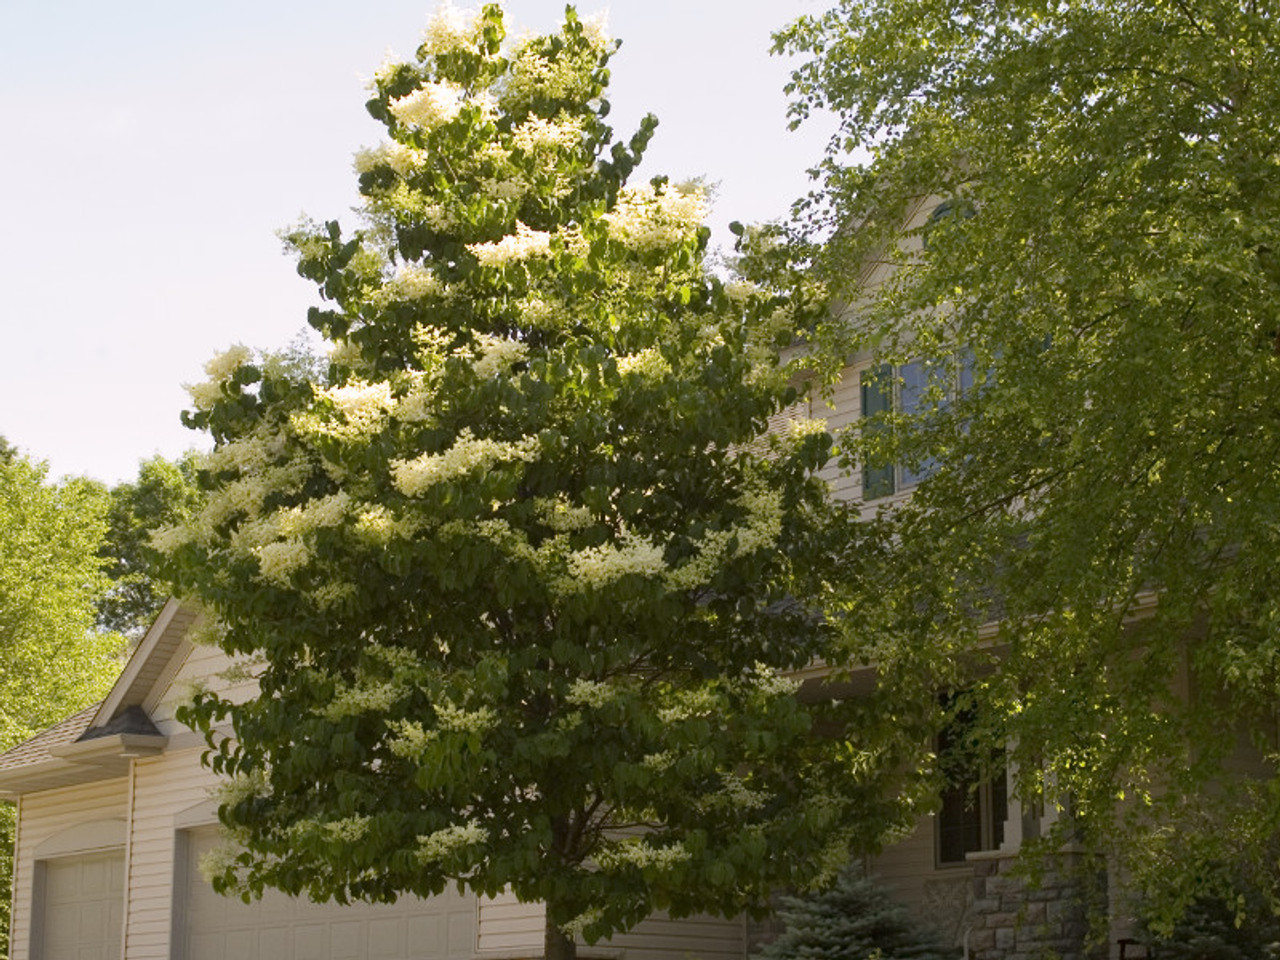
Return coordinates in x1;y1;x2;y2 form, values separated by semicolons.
475;895;746;960
149;644;257;737
476;892;544;955
869;816;976;947
812;369;863;503
9;777;129;960
596;912;746;960
123;746;223;960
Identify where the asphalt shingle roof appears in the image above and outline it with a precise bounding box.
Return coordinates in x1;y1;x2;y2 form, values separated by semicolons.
0;703;100;772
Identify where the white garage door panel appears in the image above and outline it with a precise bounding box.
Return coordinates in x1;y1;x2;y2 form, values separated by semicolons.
40;850;125;960
182;829;476;960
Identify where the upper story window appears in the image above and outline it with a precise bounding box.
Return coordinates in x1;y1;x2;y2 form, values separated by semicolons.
859;356;975;500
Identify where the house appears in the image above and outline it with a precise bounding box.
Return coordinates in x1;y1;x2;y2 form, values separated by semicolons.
0;600;748;960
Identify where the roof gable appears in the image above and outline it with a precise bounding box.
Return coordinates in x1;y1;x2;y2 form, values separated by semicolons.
91;598;202;728
0;599;200;797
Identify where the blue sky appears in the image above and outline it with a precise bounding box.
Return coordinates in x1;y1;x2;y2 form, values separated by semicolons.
0;1;834;484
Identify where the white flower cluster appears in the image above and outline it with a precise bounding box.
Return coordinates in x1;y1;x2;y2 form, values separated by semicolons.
419;2;479;57
197;841;246;886
641;750;676;773
199;460;314;531
232;492;351;555
377;265;444;303
599;839;690;872
415;821;488;864
519;295;558;328
504;47;575;103
724;280;759;304
565;678;616;709
206;344;252;380
467;221;553;267
322;815;371;844
616;347;671;380
185;344;251;411
255;538;311;585
666;486;783;591
705;773;770;813
561;908;604;939
434;701;498;733
387;719;438;758
391;429;539;496
293;380;395;444
746;662;801;699
327;379;395;426
214;768;270;808
354;504;397;544
789;416;829;439
534;496;594;532
189;370;233;416
512;114;585;154
322;680;401;721
579;13;610;49
604;184;707;252
366;183;454;231
503;19;609;106
328;339;364;368
389;80;464;130
353;141;425;177
565;530;666;589
471;334;528;379
150;523;193;554
658;687;721;724
411;322;453;359
479;175;530;203
202;434;275;476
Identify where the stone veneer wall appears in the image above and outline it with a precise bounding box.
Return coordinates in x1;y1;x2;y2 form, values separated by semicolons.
965;853;1105;960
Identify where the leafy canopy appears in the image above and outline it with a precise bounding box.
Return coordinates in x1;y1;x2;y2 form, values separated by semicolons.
161;6;919;956
777;0;1280;924
98;452;202;639
0;450;123;960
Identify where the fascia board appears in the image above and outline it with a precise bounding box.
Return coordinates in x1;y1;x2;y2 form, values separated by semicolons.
91;598;198;728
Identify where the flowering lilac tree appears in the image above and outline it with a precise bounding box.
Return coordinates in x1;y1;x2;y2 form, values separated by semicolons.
159;7;918;958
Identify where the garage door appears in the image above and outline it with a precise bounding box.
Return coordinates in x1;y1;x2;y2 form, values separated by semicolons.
39;849;125;960
180;829;477;960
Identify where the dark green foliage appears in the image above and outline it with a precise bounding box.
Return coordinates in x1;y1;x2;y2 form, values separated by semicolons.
98;453;202;638
1149;889;1280;960
754;866;958;960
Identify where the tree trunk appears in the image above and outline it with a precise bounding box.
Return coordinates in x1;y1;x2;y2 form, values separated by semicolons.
545;916;577;960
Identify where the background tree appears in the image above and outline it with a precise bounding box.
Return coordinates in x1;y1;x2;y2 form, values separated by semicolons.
778;0;1280;925
0;453;123;959
98;452;202;639
160;7;925;960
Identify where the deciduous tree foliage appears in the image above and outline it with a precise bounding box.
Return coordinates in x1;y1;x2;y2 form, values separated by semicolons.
98;453;202;640
159;8;920;958
0;452;122;960
778;0;1280;925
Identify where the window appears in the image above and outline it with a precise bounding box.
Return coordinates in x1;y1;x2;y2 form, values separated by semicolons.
936;715;1007;865
860;356;974;499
